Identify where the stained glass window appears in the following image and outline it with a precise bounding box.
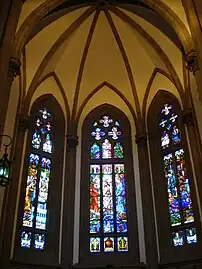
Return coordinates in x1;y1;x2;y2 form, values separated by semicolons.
21;108;54;250
159;104;197;247
89;116;128;253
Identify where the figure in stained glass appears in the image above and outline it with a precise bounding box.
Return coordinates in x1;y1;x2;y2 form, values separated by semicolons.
114;142;123;158
102;139;112;159
43;134;53;153
22;108;54;250
158;103;197;247
32;131;41;149
88;115;128;253
91;143;100;159
161;131;170;148
172;125;180;144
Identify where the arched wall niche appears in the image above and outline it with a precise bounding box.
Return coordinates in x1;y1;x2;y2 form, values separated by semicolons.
147;90;202;264
79;103;140;266
12;93;65;266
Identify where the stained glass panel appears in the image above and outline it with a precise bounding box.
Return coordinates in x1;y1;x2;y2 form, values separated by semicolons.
114;142;123;159
172;231;184;247
91;128;105;140
43;134;52;153
23;154;39;228
90;237;100;252
91;143;100;159
117;237;128;252
21;231;31;248
89;115;128;253
104;237;114;252
32;131;41;149
159;104;196;248
186;228;197;245
34;234;45;250
159;104;181;149
175;149;194;224
164;154;181;226
102;139;112;159
22;108;54;251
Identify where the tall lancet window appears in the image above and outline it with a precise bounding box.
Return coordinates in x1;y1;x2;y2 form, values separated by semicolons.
159;104;197;247
80;105;139;266
89;116;128;253
148;91;201;263
15;95;64;265
21;108;53;250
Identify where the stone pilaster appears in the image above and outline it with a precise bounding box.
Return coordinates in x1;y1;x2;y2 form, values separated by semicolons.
135;131;158;269
182;108;202;215
61;134;78;269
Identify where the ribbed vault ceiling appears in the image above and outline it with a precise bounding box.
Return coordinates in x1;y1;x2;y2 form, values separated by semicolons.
18;0;189;121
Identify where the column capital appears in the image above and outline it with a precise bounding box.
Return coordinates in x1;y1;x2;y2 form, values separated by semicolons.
182;108;194;126
8;57;21;81
184;49;199;74
135;131;147;148
19;115;30;131
66;134;78;151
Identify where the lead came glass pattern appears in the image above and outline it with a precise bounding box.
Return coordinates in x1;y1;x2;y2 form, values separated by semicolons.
89;116;128;253
159;104;197;247
21;108;54;250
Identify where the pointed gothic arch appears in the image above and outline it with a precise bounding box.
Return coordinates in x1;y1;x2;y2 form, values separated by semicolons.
13;94;65;266
147;90;201;263
79;104;139;266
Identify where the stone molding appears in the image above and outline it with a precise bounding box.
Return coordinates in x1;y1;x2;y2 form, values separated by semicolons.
184;49;199;74
8;57;21;81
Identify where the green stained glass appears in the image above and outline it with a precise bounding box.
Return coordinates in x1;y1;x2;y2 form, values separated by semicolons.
114;142;123;158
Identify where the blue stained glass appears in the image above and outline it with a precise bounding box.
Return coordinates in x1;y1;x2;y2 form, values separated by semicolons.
36;203;47;230
43;134;53;154
186;228;197;244
32;131;41;149
103;218;114;233
172;125;180;144
34;234;45;250
41;158;51;169
29;154;40;166
90;220;101;233
91;128;105;140
90;143;100;159
21;231;31;248
115;174;126;196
